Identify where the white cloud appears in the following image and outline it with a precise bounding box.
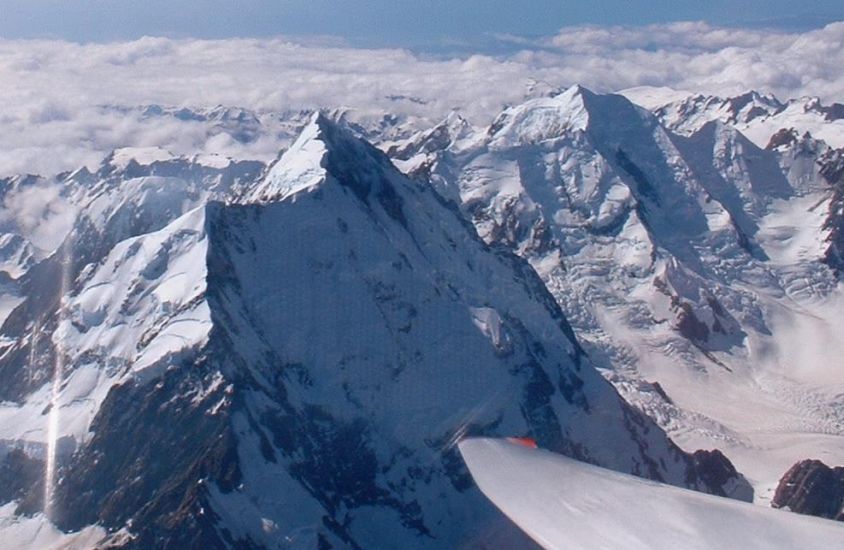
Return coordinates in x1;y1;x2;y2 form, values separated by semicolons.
0;181;77;252
0;21;842;177
534;21;844;100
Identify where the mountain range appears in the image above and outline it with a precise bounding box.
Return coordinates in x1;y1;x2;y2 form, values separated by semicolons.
0;83;841;548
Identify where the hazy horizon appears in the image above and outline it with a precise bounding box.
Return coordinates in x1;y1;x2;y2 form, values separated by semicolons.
2;0;843;49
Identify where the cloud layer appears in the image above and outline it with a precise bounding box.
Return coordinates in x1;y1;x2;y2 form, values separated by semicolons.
1;21;843;176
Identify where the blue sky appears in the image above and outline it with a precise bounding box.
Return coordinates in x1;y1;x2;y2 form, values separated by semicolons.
1;0;843;47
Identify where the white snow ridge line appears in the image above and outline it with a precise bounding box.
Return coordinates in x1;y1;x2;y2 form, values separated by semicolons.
459;438;844;550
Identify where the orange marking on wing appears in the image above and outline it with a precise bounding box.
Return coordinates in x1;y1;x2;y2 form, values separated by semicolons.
506;437;538;449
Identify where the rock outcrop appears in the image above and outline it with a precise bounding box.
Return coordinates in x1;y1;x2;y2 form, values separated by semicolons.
773;459;844;521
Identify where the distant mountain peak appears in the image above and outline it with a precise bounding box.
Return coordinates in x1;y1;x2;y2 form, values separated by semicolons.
487;84;593;147
485;84;662;149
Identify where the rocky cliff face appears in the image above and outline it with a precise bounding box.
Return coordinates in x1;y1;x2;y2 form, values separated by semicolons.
819;148;844;274
773;460;844;521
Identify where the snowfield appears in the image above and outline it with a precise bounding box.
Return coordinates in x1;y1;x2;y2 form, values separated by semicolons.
0;504;105;550
459;438;844;550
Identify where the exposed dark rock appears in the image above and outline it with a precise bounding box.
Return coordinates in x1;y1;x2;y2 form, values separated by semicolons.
773;459;844;521
0;449;44;507
653;274;747;354
650;382;673;405
676;303;711;345
818;102;844;122
33;358;239;544
766;128;799;150
819;149;844;274
691;449;752;501
615;149;660;206
724;92;784;124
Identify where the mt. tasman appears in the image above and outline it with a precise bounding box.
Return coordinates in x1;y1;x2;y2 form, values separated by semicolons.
0;84;842;548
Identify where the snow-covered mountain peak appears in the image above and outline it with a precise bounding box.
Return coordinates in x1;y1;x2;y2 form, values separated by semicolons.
243;111;402;206
794;96;844;121
653;92;783;137
619;86;694;110
95;147;242;186
725;90;784;116
243;113;328;203
487;85;659;150
487;84;592;147
387;109;480;162
105;147;177;171
430;110;475;146
649;90;844;149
